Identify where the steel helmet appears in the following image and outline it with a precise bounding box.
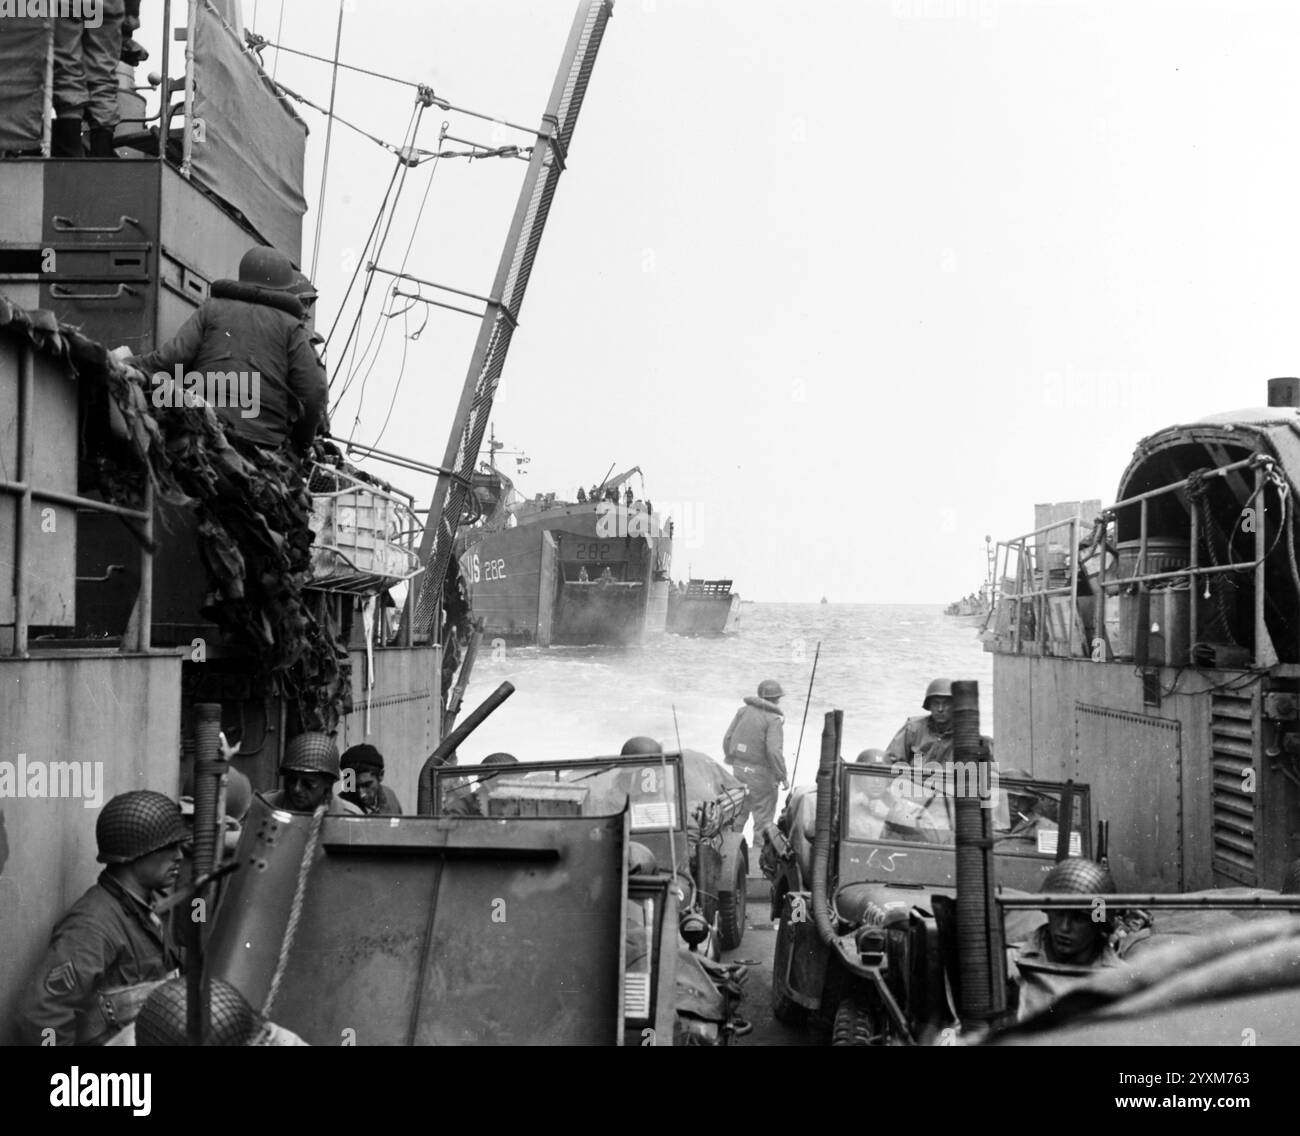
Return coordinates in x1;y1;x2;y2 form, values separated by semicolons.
922;678;954;710
856;748;888;765
758;679;784;700
481;752;518;766
287;270;318;301
237;246;296;291
280;732;340;782
96;791;188;864
224;767;253;820
628;841;659;875
620;736;662;756
136;977;261;1046
1042;857;1116;896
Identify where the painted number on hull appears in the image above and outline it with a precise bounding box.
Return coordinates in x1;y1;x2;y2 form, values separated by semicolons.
575;544;610;561
470;554;508;583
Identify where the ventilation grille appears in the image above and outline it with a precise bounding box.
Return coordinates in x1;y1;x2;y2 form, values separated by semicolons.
1210;691;1257;884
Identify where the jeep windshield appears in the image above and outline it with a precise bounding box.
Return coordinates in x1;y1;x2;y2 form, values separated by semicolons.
839;765;1090;890
431;754;684;833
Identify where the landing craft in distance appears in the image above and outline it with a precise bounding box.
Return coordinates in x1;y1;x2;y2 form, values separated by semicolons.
820;596;828;605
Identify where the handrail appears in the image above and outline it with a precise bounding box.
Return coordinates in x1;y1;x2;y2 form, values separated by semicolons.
991;451;1283;664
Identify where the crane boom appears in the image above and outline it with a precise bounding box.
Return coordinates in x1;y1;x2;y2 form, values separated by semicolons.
408;0;615;642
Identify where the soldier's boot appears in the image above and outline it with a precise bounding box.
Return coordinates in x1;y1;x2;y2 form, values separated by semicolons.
51;117;85;157
88;126;118;158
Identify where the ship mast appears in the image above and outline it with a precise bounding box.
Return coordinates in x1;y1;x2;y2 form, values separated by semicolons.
406;0;615;643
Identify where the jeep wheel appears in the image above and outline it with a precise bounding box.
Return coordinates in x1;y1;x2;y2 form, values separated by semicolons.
717;846;747;950
831;997;881;1046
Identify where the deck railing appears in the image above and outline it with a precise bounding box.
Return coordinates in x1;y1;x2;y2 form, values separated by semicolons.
992;454;1276;666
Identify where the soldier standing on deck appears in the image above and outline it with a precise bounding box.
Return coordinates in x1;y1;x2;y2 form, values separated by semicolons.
51;0;127;157
126;246;328;459
13;791;187;1045
723;679;788;842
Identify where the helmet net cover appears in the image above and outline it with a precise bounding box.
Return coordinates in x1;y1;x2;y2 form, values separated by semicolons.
758;679;784;700
280;732;340;781
1042;857;1116;896
136;977;261;1046
96;791;188;864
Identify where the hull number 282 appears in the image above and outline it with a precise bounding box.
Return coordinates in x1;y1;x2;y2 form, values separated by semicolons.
471;554;508;583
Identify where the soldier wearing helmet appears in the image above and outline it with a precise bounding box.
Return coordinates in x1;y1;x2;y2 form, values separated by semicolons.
994;768;1060;847
265;732;362;815
1010;857;1125;1021
883;679;993;768
125;245;328;457
723;679;788;846
121;976;307;1047
13;791;187;1045
884;678;956;767
442;752;519;817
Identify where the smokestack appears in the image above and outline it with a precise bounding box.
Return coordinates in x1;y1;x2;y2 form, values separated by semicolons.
1267;378;1300;408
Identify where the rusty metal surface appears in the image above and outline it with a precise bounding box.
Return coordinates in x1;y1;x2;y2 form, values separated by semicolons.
208;796;627;1045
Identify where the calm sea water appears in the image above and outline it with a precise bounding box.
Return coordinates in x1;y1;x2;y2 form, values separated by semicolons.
456;603;993;787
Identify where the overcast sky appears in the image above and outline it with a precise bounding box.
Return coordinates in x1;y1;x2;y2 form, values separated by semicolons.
211;0;1300;601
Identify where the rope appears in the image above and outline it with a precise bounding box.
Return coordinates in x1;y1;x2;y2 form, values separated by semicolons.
262;802;327;1018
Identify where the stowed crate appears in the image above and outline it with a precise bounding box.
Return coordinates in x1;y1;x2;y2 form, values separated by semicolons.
307;464;423;594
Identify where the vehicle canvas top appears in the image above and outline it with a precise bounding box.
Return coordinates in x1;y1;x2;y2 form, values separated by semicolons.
836;765;1092;894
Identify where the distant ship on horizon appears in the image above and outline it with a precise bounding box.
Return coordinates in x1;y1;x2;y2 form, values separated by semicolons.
820;596;828;604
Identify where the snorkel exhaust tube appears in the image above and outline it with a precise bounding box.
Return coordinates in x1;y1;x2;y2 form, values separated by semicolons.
812;710;842;947
952;680;1007;1028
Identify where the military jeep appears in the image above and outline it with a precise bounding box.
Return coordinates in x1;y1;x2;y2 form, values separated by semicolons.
765;743;1091;1044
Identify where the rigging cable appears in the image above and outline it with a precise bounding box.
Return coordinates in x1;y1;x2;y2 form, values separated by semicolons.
369;138;446;452
272;0;285;81
308;1;346;284
327;100;423;406
243;34;542;138
323;156;402;366
337;104;431;438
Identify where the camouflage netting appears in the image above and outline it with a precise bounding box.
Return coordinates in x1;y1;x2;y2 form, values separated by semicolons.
0;295;350;729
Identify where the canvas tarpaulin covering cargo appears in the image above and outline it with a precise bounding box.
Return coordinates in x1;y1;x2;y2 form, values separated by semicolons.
191;1;307;262
0;19;49;153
